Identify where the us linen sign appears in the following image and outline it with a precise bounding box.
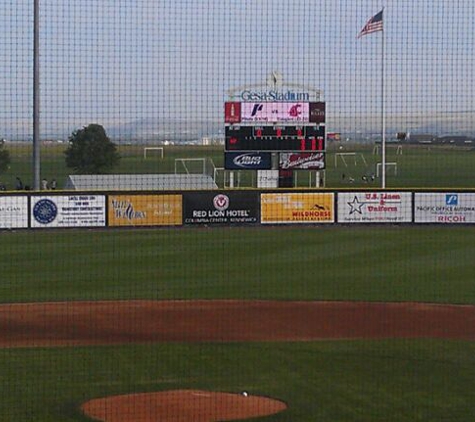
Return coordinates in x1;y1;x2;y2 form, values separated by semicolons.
337;192;412;223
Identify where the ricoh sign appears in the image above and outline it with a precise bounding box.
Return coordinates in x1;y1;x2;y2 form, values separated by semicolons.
415;193;475;223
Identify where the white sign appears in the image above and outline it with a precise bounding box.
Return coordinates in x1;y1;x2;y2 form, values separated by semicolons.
0;196;28;228
279;152;325;170
257;170;279;188
241;102;309;123
31;195;106;228
338;192;412;223
415;193;475;223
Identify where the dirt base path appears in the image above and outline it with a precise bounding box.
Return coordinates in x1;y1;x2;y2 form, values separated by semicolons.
0;300;474;348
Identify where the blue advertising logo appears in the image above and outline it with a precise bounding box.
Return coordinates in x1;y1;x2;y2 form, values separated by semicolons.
445;194;458;206
225;152;272;170
33;199;58;224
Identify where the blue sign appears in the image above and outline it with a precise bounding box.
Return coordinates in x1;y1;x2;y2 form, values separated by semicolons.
33;199;58;224
445;194;459;206
225;152;272;170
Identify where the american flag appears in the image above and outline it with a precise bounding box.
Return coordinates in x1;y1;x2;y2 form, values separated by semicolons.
357;10;383;38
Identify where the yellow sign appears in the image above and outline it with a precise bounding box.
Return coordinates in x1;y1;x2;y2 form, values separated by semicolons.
261;193;334;224
108;195;182;226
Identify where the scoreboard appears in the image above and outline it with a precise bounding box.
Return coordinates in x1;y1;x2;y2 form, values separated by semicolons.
225;101;325;152
225;125;325;151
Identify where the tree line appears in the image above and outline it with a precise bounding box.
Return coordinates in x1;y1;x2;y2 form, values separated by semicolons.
0;124;120;189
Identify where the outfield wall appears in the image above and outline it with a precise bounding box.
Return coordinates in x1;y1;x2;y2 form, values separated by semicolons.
1;190;475;229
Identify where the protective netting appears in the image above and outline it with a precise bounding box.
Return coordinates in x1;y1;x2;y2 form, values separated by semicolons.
1;2;475;421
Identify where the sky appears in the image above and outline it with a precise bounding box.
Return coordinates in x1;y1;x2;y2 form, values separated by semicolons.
1;0;474;139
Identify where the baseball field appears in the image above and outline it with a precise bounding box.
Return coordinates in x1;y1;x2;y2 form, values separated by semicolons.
1;224;475;421
0;143;474;420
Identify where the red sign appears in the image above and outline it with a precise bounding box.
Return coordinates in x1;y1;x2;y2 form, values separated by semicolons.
224;102;241;123
309;102;325;124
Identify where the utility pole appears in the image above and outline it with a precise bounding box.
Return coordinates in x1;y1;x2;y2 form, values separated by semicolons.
33;0;40;190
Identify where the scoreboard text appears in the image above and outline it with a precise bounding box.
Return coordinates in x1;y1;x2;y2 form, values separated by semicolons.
225;125;325;152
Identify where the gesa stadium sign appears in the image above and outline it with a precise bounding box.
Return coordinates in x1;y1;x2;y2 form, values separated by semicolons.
239;90;310;102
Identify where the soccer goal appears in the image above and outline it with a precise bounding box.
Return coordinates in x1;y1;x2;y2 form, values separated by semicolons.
334;152;367;167
143;147;164;159
174;157;216;176
376;162;398;177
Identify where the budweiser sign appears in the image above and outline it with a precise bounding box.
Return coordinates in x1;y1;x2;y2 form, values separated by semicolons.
279;152;325;170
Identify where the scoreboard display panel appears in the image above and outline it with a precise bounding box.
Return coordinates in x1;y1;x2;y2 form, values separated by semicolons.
225;125;325;152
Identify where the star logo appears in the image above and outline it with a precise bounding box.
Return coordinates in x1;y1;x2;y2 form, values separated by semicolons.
347;196;365;215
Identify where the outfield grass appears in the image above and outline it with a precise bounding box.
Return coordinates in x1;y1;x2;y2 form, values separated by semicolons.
1;226;474;304
0;226;474;421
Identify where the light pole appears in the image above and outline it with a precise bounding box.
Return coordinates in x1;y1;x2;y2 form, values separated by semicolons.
33;0;40;190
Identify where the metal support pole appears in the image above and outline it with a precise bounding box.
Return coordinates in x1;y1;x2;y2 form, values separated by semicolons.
33;0;41;190
381;14;386;189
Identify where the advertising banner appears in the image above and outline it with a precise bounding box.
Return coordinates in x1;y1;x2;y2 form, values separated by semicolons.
257;170;279;188
261;192;334;224
109;195;182;226
225;152;272;170
183;192;259;225
241;102;309;123
31;195;106;228
337;192;412;223
309;102;326;124
0;196;28;228
415;193;475;223
279;152;325;170
224;102;241;124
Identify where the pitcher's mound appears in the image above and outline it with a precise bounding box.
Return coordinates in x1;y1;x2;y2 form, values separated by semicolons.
81;389;287;422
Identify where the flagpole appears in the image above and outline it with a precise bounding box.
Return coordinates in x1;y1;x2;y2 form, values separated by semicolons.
381;11;386;189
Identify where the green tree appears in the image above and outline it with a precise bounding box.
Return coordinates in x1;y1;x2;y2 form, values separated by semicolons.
0;141;11;175
65;124;120;174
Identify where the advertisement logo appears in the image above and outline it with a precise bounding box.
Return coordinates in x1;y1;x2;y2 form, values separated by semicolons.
111;199;146;221
224;102;241;123
261;193;334;224
309;102;326;124
234;153;261;167
288;104;302;117
184;192;258;225
446;194;458;205
251;104;264;117
33;199;58;224
414;193;475;223
279;152;325;170
347;196;365;215
108;195;182;227
240;102;309;123
338;192;412;223
213;194;230;211
347;193;402;215
225;152;272;170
